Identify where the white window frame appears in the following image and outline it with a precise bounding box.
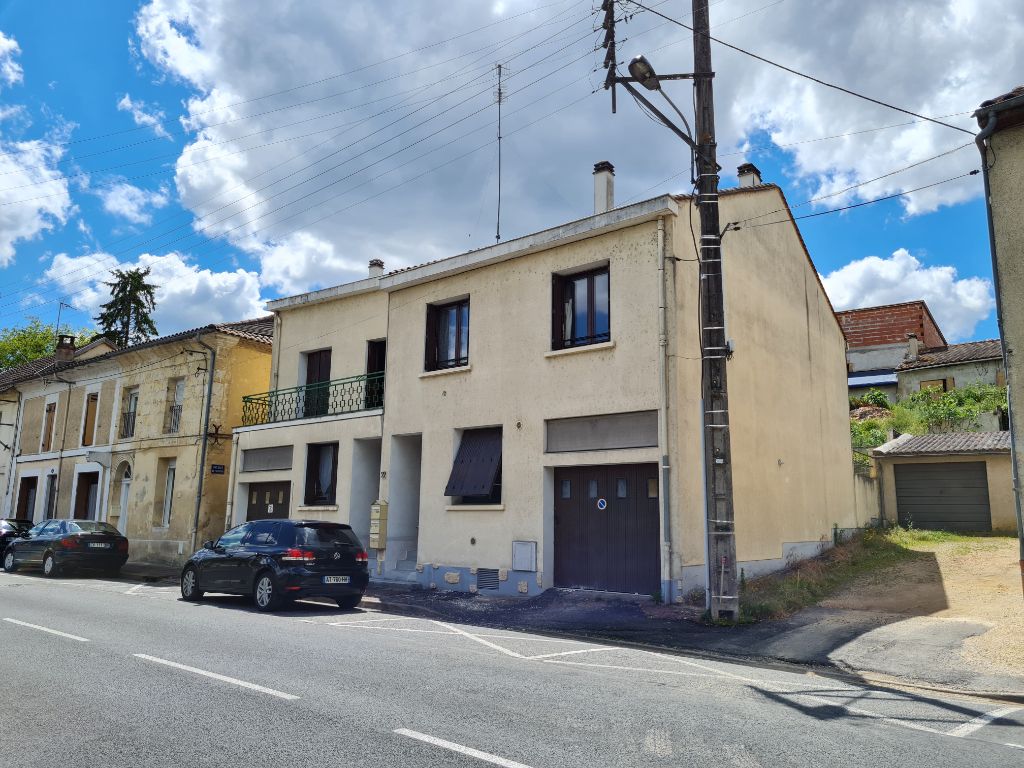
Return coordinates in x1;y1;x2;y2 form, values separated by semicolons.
161;460;176;528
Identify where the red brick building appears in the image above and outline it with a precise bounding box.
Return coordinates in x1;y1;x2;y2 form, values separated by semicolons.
837;300;947;350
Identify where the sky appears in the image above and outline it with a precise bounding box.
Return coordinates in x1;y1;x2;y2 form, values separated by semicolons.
0;0;1017;343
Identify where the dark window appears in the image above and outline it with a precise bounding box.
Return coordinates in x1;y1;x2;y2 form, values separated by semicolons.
304;443;339;505
445;427;502;504
303;350;332;418
217;523;252;549
588;479;598;499
647;478;658;498
552;267;610;349
560;479;571;499
245;521;281;546
294;523;360;547
616;478;627;498
425;299;470;370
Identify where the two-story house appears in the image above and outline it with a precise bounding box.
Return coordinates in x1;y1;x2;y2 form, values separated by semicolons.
1;319;272;566
227;163;862;602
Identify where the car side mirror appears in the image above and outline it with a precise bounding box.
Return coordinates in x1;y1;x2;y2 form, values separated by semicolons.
203;540;215;550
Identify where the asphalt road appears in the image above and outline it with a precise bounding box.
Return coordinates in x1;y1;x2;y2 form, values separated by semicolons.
1;570;1022;767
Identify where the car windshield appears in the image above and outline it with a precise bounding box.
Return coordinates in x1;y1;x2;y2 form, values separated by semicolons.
66;521;120;535
294;524;359;547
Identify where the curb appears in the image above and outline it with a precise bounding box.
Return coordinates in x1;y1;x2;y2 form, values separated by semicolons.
364;597;1024;706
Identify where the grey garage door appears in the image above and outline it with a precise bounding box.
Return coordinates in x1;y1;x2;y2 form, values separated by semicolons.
894;462;991;531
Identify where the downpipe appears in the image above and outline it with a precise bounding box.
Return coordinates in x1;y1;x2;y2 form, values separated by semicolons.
975;108;1024;592
657;217;673;600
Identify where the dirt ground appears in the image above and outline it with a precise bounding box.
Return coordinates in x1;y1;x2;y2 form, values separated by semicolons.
821;536;1023;675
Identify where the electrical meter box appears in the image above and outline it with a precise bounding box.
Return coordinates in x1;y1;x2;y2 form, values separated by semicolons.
369;499;388;550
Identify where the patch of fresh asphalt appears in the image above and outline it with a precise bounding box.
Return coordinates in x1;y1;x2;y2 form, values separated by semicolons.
0;571;1021;767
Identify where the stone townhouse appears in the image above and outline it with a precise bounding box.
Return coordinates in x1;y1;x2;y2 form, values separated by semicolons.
1;319;272;566
226;163;863;602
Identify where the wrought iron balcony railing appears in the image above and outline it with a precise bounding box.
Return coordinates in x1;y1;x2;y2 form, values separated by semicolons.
167;404;183;434
119;410;137;439
241;372;385;427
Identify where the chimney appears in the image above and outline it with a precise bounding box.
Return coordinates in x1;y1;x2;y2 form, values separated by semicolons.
905;333;920;362
55;334;76;363
737;163;762;188
368;258;385;278
593;161;615;214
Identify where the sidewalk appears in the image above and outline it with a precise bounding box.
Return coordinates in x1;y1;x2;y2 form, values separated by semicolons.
365;581;1024;700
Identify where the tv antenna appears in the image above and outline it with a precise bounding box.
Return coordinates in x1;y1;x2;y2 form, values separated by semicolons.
494;63;509;242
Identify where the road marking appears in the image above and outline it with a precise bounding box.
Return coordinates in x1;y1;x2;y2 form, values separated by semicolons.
124;584;145;595
432;620;525;658
133;654;300;700
328;616;409;625
3;617;90;642
541;658;711;677
525;647;614;661
948;705;1021;737
395;729;534;768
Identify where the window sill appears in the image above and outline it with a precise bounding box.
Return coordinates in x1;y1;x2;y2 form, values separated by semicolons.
545;340;615;359
419;365;472;379
297;504;338;512
445;504;505;512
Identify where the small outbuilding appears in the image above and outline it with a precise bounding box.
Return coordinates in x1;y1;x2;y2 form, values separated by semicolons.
872;432;1016;533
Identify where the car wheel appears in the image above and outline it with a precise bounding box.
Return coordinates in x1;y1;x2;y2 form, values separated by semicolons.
3;550;16;573
180;566;204;601
336;593;363;610
42;552;59;578
253;571;282;612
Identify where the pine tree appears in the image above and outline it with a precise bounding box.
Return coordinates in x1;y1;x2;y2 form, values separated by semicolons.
94;267;158;348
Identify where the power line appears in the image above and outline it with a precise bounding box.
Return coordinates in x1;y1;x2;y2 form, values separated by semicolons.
623;0;975;136
0;0;582;162
739;170;980;230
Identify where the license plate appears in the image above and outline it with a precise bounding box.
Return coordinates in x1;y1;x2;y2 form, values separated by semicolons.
322;575;350;584
88;543;110;549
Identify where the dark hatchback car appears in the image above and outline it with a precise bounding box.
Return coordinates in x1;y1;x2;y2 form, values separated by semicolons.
3;519;129;577
0;519;33;556
180;519;370;612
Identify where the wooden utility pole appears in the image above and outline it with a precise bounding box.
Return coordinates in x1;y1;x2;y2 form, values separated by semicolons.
692;0;738;620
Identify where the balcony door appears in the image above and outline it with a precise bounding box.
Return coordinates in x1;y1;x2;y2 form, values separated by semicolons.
365;340;386;409
304;350;331;418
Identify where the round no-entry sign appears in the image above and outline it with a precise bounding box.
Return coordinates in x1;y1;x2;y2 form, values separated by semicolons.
596;498;607;510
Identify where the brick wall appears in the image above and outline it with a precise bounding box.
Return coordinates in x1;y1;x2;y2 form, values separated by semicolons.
836;301;945;349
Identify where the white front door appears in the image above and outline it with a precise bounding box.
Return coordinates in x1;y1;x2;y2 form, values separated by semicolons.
117;480;131;534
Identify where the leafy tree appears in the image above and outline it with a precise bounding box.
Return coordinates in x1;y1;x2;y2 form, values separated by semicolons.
0;318;94;371
94;267;158;348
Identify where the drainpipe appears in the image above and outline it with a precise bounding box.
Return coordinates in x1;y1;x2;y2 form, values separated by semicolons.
656;217;673;600
190;333;217;554
975;108;1024;590
1;393;21;516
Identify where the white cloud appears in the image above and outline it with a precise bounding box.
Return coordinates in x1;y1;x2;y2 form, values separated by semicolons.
97;181;170;224
44;251;265;333
821;248;995;341
117;93;171;139
0;32;23;90
126;0;1022;298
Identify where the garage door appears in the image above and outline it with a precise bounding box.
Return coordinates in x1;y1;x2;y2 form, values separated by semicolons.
553;463;659;594
894;462;991;531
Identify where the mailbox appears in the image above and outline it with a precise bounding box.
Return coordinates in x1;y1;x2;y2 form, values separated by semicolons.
369;499;388;550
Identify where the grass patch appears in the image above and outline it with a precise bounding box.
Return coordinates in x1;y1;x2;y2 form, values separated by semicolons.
737;527;937;622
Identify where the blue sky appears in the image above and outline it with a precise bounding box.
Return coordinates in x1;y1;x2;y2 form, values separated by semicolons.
0;0;1013;343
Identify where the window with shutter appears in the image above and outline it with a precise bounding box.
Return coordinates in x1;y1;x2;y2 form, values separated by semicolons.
445;427;502;504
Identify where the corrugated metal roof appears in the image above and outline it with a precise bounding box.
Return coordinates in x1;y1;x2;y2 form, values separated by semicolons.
873;431;1011;456
896;339;1002;371
848;371;897;387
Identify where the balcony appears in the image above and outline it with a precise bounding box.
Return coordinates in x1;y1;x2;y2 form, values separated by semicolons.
241;372;385;427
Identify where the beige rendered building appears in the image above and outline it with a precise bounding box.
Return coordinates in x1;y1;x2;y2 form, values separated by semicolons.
1;319;272;566
975;86;1024;551
228;165;862;601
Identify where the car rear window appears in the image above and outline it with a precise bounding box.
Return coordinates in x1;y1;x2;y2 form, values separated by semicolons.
66;521;120;535
294;524;359;547
2;520;31;532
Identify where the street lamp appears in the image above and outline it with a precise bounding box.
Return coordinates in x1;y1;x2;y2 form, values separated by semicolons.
628;55;661;91
626;54;694;145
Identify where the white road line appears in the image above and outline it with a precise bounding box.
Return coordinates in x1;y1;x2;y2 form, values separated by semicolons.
432;620;525;658
541;658;711;677
328;616;410;625
948;706;1021;737
3;617;90;642
123;584;145;595
525;647;614;661
132;654;300;700
395;729;534;768
333;624;458;635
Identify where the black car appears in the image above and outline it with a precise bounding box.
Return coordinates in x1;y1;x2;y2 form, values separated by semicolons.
180;519;370;612
2;519;129;577
0;519;32;556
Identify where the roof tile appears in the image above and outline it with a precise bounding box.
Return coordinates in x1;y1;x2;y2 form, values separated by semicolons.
896;339;1002;370
873;431;1011;456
